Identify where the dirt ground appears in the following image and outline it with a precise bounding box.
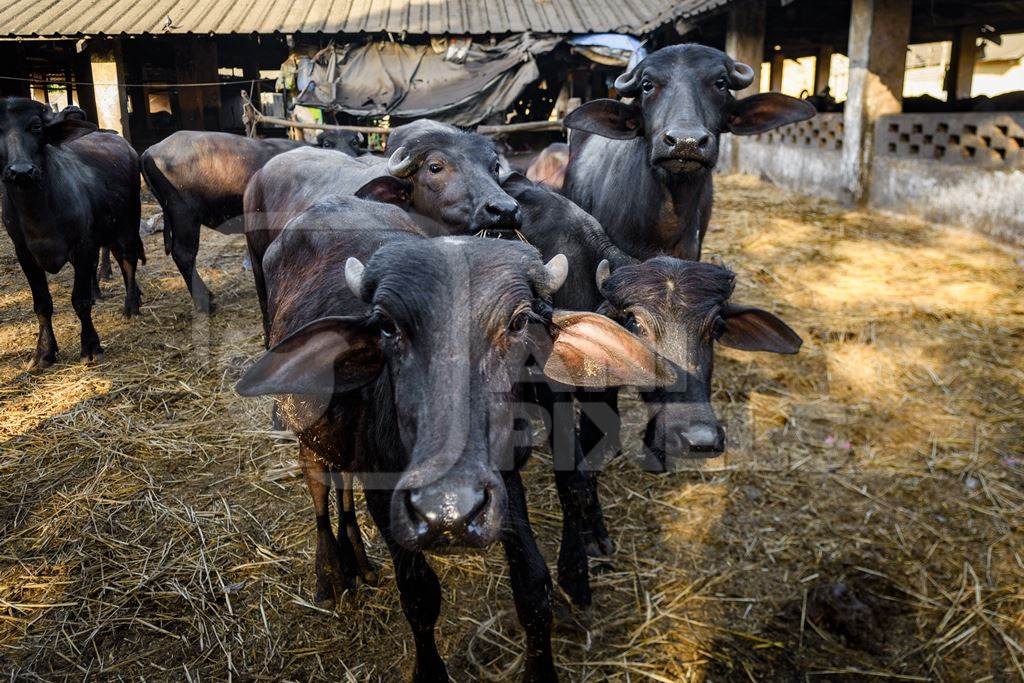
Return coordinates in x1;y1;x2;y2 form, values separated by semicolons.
1;175;1021;682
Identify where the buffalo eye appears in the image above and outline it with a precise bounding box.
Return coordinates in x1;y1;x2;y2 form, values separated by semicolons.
492;160;501;176
29;120;43;134
508;311;530;335
428;162;443;174
375;311;399;340
623;313;644;336
714;76;729;92
641;78;655;94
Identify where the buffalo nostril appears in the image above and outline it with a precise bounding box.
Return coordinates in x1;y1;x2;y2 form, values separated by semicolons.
404;489;430;526
663;132;677;146
465;486;490;528
697;133;712;149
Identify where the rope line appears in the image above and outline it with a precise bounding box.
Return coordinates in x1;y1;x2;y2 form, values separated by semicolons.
0;75;274;88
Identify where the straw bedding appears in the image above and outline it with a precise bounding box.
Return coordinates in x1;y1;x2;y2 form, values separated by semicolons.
0;176;1021;681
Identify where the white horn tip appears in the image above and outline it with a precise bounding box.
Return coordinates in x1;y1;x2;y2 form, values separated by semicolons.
345;257;365;298
595;259;611;290
545;254;569;292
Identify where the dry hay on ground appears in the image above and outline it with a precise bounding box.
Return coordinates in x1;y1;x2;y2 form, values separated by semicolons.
0;177;1021;681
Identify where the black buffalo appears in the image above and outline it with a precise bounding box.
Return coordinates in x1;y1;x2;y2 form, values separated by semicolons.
245;120;523;342
563;44;815;261
0;97;144;368
237;179;669;681
140;131;358;312
503;172;801;607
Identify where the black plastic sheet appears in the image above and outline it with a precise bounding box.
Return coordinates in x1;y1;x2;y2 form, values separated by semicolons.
295;34;560;127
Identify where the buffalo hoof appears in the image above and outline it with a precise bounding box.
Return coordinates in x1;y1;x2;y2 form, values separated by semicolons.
123;295;142;318
25;353;56;371
80;339;105;364
584;534;615;558
98;263;113;282
193;295;215;315
359;565;380;586
552;590;593;634
81;349;105;365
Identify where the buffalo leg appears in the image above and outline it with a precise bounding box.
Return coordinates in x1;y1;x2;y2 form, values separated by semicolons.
336;471;378;585
110;246;142;317
13;241;57;369
98;246;112;280
501;470;556;682
577;389;620;557
249;243;272;347
300;450;360;607
365;488;447;682
71;248;103;363
167;209;212;313
543;389;592;609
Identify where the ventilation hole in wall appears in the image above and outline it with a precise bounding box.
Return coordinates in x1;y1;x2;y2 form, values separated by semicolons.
982;135;992;147
910;144;920;154
836;140;843;149
949;134;960;144
933;145;946;159
996;125;1009;136
888;143;897;153
937;122;949;133
994;147;1007;160
964;146;977;158
923;135;933;144
964;124;978;135
912;124;923;134
900;133;910;142
888;123;899;132
1014;137;1024;147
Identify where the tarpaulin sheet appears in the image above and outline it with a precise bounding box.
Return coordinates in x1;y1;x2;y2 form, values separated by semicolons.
295;34;560;127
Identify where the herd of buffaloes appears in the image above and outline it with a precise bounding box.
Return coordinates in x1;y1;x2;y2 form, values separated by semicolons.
0;44;816;681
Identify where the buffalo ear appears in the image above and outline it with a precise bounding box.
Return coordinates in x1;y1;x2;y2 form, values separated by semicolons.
355;176;412;207
236;316;383;396
718;304;802;354
563;99;643;140
542;311;675;387
728;93;816;135
43;118;98;145
499;170;531;191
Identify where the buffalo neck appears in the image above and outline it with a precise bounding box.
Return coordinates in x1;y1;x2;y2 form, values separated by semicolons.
659;167;713;261
569;136;713;262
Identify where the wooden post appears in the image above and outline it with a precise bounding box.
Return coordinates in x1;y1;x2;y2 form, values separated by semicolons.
946;25;978;102
841;0;912;204
124;41;148;134
814;45;834;94
769;51;786;92
721;0;767;173
0;42;31;98
242;37;262;102
174;38;204;130
72;44;99;122
724;0;767;98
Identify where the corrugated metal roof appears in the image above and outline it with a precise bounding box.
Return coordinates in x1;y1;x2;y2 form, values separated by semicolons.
0;0;737;37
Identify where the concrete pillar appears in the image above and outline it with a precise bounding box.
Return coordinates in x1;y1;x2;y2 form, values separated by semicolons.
840;0;912;204
947;25;978;102
721;0;766;173
814;45;834;94
90;39;131;141
769;51;785;91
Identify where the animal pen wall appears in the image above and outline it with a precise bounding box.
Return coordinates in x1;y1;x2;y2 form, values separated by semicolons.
700;0;1024;245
